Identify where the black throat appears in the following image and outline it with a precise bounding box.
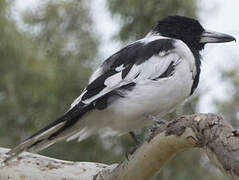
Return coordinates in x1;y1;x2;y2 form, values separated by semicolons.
189;47;201;95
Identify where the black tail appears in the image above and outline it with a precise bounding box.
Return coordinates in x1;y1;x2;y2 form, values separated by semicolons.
5;102;94;163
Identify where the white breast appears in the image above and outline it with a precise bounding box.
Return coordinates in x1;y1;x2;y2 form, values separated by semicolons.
104;40;196;133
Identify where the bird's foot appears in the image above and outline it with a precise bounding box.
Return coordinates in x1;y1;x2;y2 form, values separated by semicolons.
155;118;166;125
146;115;166;137
125;146;138;161
144;114;166;125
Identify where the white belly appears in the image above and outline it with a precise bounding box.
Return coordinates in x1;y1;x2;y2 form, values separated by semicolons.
80;60;194;134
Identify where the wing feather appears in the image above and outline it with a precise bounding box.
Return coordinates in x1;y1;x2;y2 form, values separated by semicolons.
71;38;179;108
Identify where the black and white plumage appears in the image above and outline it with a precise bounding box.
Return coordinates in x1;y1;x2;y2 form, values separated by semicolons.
6;15;235;161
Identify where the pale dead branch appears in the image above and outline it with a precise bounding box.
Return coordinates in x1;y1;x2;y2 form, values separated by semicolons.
0;113;238;180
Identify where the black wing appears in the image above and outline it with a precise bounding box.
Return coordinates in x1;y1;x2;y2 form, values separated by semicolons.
71;38;176;108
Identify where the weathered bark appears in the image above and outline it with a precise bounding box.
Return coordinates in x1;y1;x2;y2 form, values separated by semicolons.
0;113;238;180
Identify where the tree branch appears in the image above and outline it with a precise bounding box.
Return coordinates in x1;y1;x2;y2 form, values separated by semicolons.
0;114;238;180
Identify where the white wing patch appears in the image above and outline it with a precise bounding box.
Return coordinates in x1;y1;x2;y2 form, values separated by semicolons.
132;53;181;82
71;66;104;108
104;72;123;87
115;64;124;72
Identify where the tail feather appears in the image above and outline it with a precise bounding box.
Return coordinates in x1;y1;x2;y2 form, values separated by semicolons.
5;103;94;163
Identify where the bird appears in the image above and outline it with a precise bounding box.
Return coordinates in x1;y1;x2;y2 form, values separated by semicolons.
5;15;235;162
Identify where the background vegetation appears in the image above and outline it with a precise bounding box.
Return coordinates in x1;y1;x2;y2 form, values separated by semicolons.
0;0;235;179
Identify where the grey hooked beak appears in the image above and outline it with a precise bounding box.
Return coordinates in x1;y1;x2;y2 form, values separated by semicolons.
200;30;236;43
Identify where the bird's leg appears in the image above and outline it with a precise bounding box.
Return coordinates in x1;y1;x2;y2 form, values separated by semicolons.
129;131;140;145
125;115;165;160
125;131;141;160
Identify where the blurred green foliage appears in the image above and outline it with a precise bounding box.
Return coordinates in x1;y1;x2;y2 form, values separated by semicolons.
214;67;239;128
107;0;197;42
0;0;230;179
0;0;102;160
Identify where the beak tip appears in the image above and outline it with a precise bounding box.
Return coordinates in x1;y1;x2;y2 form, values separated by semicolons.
200;30;236;44
227;36;236;43
229;36;236;42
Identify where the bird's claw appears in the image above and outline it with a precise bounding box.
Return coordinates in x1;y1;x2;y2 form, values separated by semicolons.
155;118;166;125
144;114;166;125
125;146;138;161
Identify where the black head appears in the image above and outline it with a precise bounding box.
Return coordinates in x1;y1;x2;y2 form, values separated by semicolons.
153;16;235;51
